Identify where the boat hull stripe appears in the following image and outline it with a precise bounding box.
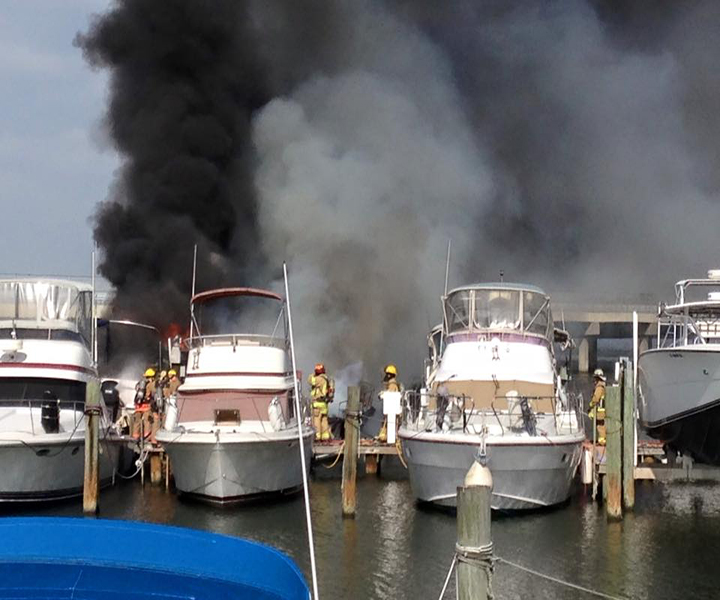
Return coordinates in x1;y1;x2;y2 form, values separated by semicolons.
185;371;292;378
0;362;94;375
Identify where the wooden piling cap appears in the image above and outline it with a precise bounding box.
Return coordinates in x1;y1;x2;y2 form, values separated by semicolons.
464;460;493;489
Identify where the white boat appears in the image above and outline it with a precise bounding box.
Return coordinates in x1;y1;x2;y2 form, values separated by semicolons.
156;287;313;502
399;282;585;510
0;279;118;501
638;271;720;464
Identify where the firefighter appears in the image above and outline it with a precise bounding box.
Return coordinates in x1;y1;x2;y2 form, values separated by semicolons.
588;368;607;445
132;367;156;441
308;363;332;441
165;369;181;397
378;364;402;442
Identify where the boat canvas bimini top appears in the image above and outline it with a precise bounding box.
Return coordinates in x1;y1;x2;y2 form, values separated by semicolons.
0;517;309;599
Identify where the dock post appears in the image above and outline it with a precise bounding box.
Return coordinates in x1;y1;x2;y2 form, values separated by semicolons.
165;454;170;491
365;453;379;475
151;452;163;485
342;386;360;517
622;361;636;510
457;461;493;600
83;380;101;515
605;385;622;520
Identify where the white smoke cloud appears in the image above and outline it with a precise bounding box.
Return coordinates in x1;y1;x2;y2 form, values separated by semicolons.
252;3;492;380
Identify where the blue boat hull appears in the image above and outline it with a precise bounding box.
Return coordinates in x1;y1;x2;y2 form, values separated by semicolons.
0;518;309;599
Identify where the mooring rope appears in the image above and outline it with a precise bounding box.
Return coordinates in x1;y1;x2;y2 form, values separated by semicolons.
495;556;629;600
436;549;630;600
321;441;345;469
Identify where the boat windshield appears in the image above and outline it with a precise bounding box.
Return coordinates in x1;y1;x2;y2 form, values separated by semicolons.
474;290;520;330
0;281;92;348
195;295;285;339
445;287;551;336
523;291;550;336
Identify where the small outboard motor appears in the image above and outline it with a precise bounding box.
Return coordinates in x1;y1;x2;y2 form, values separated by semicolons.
101;380;121;422
41;390;60;434
519;397;537;436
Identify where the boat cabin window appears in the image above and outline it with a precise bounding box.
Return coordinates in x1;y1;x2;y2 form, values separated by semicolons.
474;290;520;330
446;291;472;333
0;378;86;406
523;291;550;336
195;295;285;338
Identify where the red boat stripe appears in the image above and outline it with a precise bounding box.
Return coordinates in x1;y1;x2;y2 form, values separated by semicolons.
185;372;292;378
179;389;289;396
0;362;95;375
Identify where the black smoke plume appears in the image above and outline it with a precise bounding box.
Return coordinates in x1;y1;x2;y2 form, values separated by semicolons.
79;1;720;380
76;1;270;329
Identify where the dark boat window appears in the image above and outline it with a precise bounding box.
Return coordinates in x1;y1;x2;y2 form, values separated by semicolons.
196;296;285;338
0;378;86;406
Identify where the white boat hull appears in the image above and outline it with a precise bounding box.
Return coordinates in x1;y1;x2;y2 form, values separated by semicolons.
0;436;118;501
158;428;313;502
400;431;584;510
639;346;720;463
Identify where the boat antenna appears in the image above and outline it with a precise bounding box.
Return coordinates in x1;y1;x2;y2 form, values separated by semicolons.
283;262;320;600
91;249;97;366
499;269;504;282
189;244;197;338
443;240;452;297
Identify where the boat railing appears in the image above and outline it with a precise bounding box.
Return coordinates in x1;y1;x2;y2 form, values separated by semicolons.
0;398;85;436
401;390;583;437
185;333;288;350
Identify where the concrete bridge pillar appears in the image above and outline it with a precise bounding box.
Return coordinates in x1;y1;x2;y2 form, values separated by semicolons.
578;336;598;373
639;336;650;353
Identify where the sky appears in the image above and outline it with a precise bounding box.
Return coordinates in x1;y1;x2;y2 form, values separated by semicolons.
0;1;117;281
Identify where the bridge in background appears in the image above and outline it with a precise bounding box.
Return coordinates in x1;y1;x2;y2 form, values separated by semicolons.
552;294;659;372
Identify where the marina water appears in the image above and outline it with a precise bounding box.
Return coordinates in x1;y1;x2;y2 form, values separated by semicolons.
3;462;719;599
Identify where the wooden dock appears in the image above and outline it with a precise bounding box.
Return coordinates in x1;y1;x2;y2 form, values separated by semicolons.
313;438;401;476
312;439;399;458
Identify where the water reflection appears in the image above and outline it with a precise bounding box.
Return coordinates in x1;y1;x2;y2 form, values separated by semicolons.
1;474;720;599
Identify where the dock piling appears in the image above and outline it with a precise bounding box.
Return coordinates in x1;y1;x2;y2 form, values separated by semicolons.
456;461;494;600
83;380;101;515
342;386;360;517
151;453;163;485
605;384;622;520
364;453;379;475
622;360;636;510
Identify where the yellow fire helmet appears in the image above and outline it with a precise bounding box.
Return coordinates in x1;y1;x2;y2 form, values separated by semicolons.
384;364;398;376
168;369;177;377
144;368;156;378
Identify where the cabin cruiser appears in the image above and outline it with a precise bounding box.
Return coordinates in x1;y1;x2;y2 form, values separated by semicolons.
156;288;313;502
638;271;720;464
0;279;118;500
398;283;585;510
